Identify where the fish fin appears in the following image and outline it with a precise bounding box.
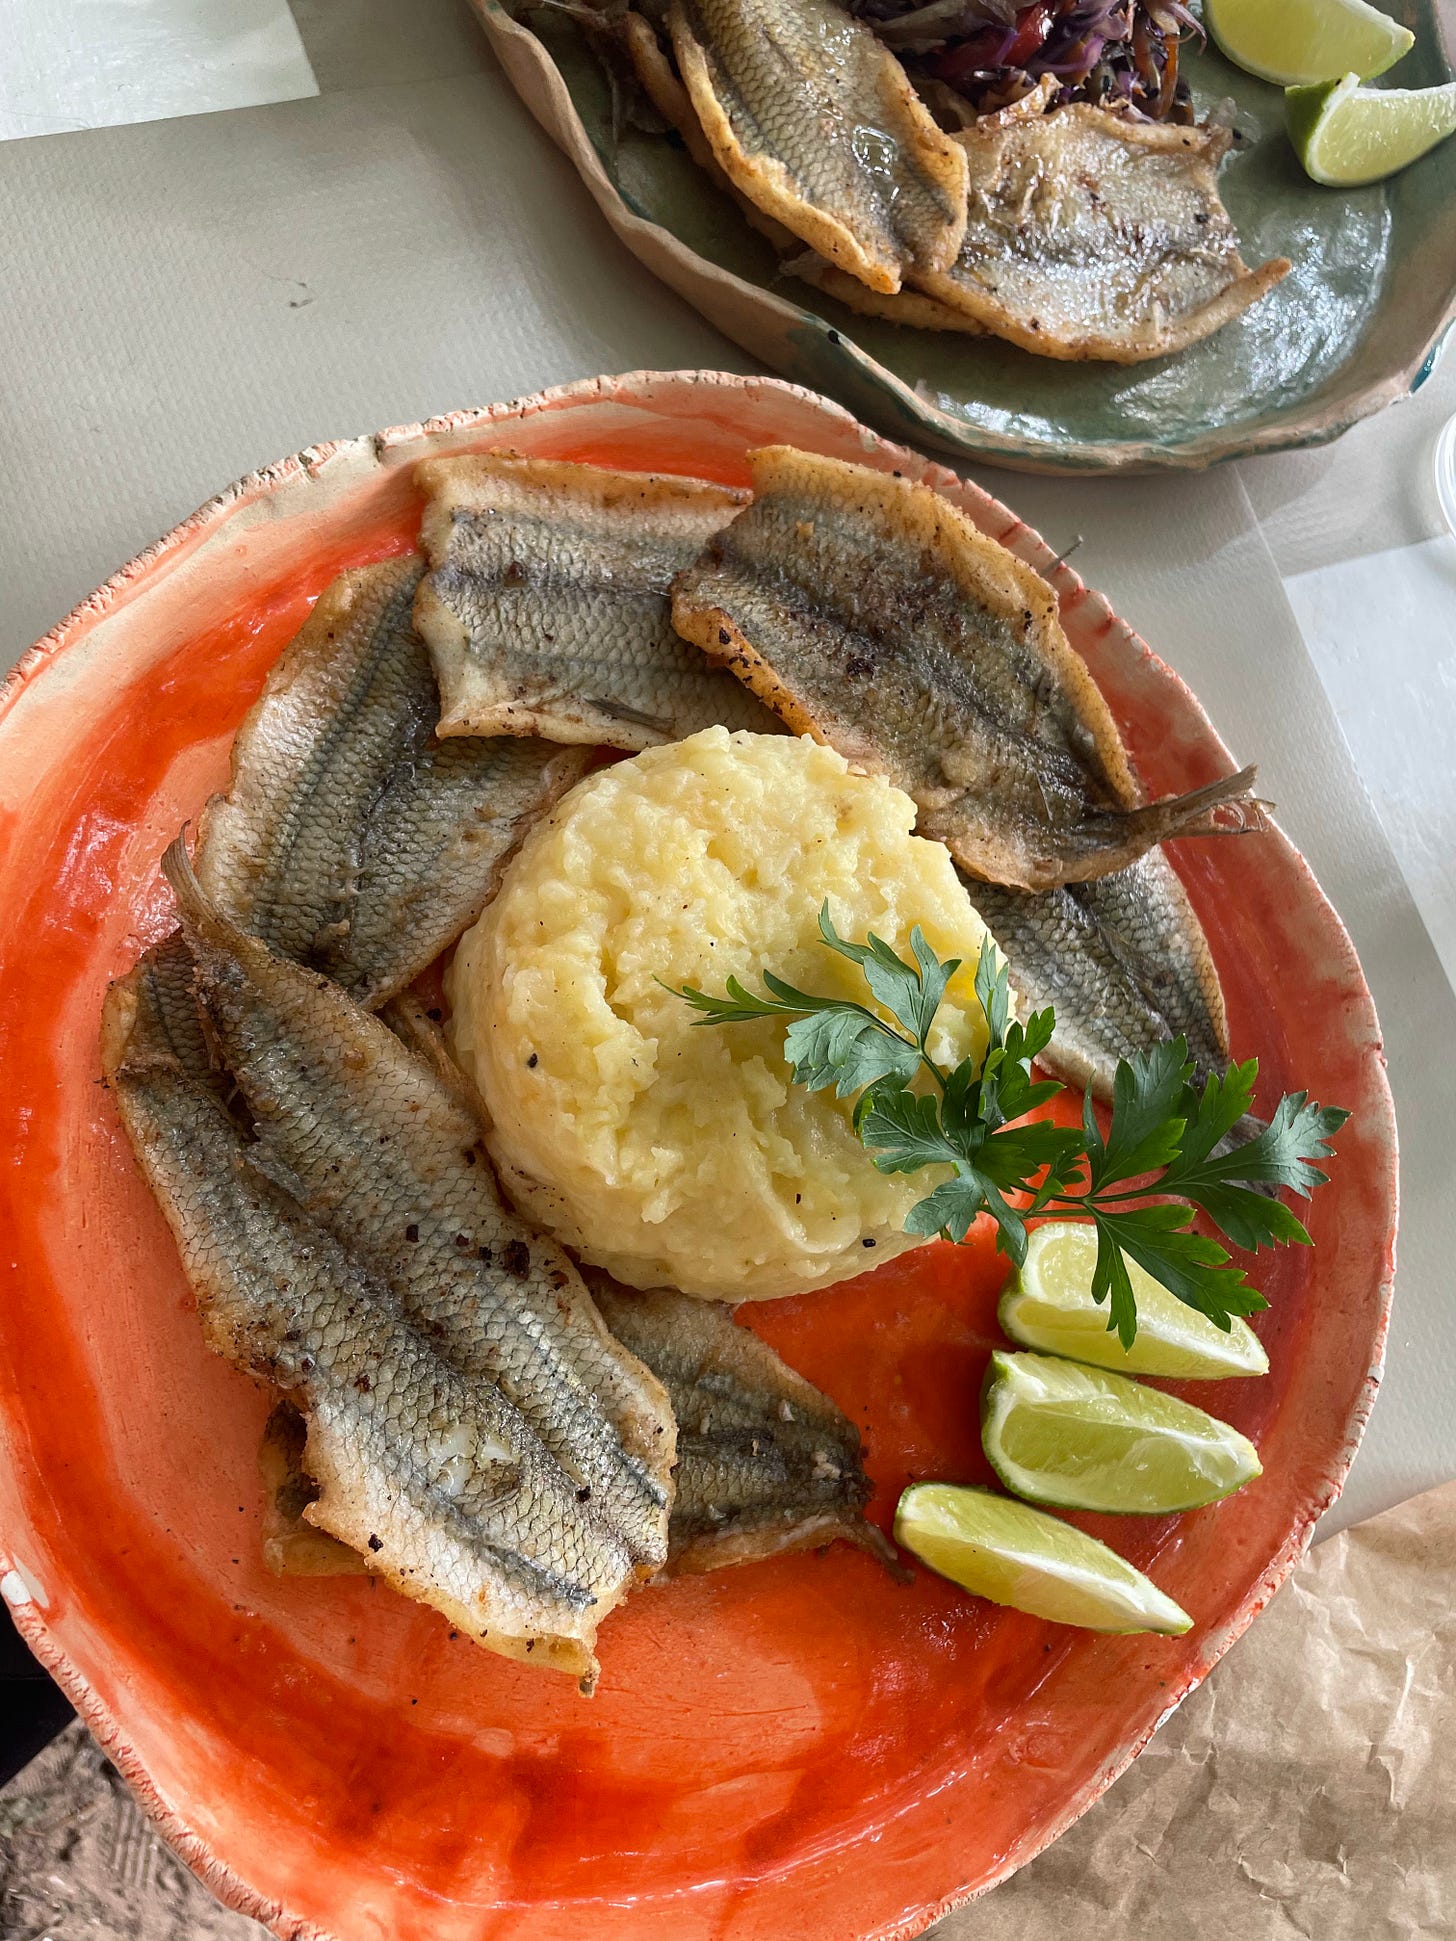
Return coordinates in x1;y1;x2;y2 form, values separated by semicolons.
662;1510;909;1580
1001;767;1268;889
163;831;239;952
165;831;318;996
1120;766;1267;847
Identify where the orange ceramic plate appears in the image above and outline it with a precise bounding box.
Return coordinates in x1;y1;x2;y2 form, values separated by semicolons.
0;372;1394;1941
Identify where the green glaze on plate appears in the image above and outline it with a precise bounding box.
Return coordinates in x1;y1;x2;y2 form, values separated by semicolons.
478;1;1455;472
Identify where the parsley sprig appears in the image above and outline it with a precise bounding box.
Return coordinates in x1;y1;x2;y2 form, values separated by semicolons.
675;908;1347;1346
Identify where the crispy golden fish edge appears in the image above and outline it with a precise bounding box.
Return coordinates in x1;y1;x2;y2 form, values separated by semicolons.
413;449;756;749
913;94;1291;364
622;10;977;332
668;0;968;296
674;442;1134;825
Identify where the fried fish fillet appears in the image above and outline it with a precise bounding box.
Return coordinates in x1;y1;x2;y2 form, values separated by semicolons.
162;844;677;1591
961;852;1231;1102
673;446;1262;890
194;557;587;1008
620;11;798;251
668;0;968;295
413;453;778;750
619;11;974;331
588;1280;899;1575
257;1006;895;1585
263;1284;901;1582
104;934;672;1687
913;91;1290;362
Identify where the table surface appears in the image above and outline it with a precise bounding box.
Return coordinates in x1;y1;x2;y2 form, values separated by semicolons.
2;0;1452;1556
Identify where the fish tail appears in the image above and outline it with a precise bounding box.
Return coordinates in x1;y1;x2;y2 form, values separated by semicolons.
162;831;246;956
1123;765;1268;846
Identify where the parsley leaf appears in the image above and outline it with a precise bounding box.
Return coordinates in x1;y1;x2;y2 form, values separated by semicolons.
818;908;958;1050
782;1010;920;1098
674;907;1346;1342
857;1087;960;1172
1083;1037;1192;1189
904;1175;989;1245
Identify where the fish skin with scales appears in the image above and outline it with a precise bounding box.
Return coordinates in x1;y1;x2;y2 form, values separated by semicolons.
669;0;968;294
913;88;1290;362
673;445;1263;890
412;452;778;750
194;555;587;1010
261;1276;901;1584
960;852;1232;1101
102;934;668;1687
162;841;677;1588
587;1278;901;1577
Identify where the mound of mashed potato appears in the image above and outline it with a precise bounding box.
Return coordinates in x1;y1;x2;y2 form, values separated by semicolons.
447;729;995;1301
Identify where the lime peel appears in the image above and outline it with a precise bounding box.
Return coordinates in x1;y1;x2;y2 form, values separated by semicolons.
895;1482;1192;1636
1207;0;1414;88
1288;73;1456;187
1000;1222;1269;1380
981;1349;1263;1517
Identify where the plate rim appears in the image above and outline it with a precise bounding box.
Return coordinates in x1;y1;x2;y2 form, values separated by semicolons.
0;367;1399;1941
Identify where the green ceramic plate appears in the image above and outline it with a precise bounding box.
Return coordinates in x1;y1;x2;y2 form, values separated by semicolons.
477;0;1456;473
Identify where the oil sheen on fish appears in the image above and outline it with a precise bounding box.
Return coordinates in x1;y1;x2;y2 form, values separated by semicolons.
620;11;798;252
913;89;1290;363
673;446;1262;890
589;1280;898;1575
668;0;968;295
961;852;1230;1102
103;934;671;1686
194;556;587;1008
413;453;778;750
620;10;971;326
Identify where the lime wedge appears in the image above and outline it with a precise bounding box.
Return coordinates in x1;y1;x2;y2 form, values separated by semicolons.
895;1482;1191;1635
1206;0;1413;87
999;1222;1268;1380
981;1350;1262;1516
1288;72;1456;185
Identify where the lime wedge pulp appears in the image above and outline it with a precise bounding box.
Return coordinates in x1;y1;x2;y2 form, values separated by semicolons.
1206;0;1413;87
981;1350;1263;1516
999;1222;1269;1380
1288;72;1456;186
895;1482;1192;1635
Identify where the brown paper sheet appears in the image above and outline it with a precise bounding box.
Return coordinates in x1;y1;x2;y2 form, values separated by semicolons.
2;1483;1451;1936
937;1479;1456;1939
